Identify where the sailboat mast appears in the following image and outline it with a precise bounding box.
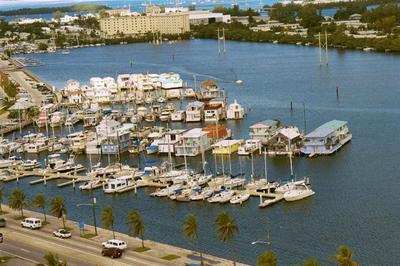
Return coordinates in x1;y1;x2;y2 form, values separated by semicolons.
264;148;268;183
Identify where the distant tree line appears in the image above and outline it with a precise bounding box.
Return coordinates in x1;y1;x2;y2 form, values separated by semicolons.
213;4;260;16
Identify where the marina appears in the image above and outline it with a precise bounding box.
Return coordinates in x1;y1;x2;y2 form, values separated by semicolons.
1;39;399;265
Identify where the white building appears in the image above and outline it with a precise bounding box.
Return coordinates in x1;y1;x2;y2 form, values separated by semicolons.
187;11;231;25
175;128;211;157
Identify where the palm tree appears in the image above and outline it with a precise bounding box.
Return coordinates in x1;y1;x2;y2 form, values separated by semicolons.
128;209;145;248
303;258;318;266
332;246;358;266
50;195;67;228
8;188;26;217
215;211;239;266
256;250;277;266
32;193;47;222
101;206;115;239
183;214;204;266
43;252;67;266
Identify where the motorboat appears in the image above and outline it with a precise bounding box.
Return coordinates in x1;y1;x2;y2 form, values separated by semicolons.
79;178;102;190
208;176;231;188
21;159;41;170
283;183;315;202
188;174;212;187
230;192;250;204
238;139;262;156
150;184;181;197
159;111;170;122
103;175;135;193
0;157;21;169
224;177;245;189
207;190;235;203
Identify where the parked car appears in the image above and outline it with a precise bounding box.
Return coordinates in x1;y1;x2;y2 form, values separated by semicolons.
101;239;127;250
53;229;71;238
21;218;42;229
0;218;6;227
101;247;122;258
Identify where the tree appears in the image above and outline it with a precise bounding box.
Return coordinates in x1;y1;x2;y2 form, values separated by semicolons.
101;206;115;239
128;209;145;248
8;188;26;217
257;250;277;266
43;252;67;266
37;42;48;51
215;211;239;266
183;214;203;266
53;11;65;22
50;195;67;228
32;193;47;222
332;245;358;266
303;258;318;266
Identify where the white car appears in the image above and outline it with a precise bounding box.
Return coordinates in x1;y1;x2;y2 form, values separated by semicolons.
21;218;42;229
53;229;71;238
101;239;127;250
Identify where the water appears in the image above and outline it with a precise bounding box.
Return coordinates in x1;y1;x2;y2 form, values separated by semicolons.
4;40;400;265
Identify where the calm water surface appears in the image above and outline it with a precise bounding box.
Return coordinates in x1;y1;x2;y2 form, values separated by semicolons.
4;40;400;265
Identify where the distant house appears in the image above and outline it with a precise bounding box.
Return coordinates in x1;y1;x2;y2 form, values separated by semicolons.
301;120;352;155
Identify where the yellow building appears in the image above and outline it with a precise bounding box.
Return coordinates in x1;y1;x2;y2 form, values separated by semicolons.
212;139;244;155
99;13;190;36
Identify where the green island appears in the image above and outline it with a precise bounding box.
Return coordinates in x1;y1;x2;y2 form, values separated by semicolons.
0;4;109;16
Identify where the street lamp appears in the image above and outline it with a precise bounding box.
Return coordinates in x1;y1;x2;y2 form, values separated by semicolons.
76;185;97;235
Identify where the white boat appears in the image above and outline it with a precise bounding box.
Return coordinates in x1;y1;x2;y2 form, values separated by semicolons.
47;155;85;173
230;192;250;204
137;106;148;117
188;174;212;187
171;110;185;122
275;178;307;194
50;111;66;127
283;183;315;201
224;177;245;189
145;97;154;104
144;113;156;122
208;176;231;188
207;190;235;203
157;97;166;103
238;139;262;156
139;166;161;182
184;88;196;98
21;159;41;170
79;178;102;190
103;175;135;193
190;187;215;201
0;157;21;169
159;111;170;122
24;138;49;153
65;115;80;127
151;184;181;197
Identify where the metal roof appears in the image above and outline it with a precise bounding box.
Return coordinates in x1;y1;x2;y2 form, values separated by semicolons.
305;120;348;138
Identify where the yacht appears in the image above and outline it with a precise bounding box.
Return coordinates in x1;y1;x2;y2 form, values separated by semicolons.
159;111;170;122
188;174;212;187
207;190;235;203
238;139;262;156
275;178;307;194
283;183;315;202
21;159;41;170
25;138;49;153
50;111;66;127
230;192;251;204
103;175;135;193
0;157;21;169
47;155;85;173
151;184;181;197
190;187;215;201
224;177;246;189
79;178;102;190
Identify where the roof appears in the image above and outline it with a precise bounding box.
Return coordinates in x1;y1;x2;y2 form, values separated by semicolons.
212;139;243;147
250;119;277;129
305;120;348;138
183;128;207;138
278;127;301;140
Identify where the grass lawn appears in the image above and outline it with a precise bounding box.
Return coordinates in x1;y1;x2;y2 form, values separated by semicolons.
80;233;97;239
162;254;181;261
133;247;151;253
42;221;50;226
0;256;12;264
13;216;26;220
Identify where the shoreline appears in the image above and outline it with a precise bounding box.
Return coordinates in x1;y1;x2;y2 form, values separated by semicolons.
0;205;247;266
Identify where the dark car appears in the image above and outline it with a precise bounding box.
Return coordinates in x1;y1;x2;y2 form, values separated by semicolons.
0;218;6;228
101;247;122;259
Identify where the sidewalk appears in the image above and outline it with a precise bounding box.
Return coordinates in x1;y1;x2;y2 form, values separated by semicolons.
1;205;246;266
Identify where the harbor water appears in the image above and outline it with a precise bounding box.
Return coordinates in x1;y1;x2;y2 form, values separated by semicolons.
4;39;400;265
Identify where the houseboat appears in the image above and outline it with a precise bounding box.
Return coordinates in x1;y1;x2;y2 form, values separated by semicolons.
204;99;226;122
196;80;224;101
186;101;204;122
175;128;211;157
50;111;66;127
103;175;135;193
171;110;186;122
226;100;245;120
266;127;303;156
301;120;352;156
249;119;279;144
212;139;244;155
83;108;102;127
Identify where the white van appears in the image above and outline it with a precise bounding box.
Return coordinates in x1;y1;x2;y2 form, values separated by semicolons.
101;239;127;250
21;218;42;229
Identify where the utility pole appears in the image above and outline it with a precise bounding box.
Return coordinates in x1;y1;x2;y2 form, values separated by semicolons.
91;184;98;235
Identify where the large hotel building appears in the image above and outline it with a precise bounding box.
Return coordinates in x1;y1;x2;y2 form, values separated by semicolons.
99;13;190;36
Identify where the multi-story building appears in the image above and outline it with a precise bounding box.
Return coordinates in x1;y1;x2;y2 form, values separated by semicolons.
99;13;190;36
